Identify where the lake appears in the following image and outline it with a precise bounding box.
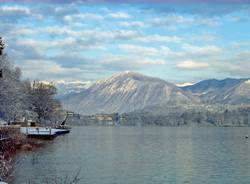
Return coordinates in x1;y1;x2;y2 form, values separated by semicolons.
12;126;250;184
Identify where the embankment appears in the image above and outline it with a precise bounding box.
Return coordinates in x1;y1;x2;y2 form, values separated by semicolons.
0;126;44;182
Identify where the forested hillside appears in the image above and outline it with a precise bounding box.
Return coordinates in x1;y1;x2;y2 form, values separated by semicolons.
121;104;250;126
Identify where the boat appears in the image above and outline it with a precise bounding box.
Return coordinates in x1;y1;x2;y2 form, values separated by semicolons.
20;127;56;138
20;127;70;138
20;111;73;138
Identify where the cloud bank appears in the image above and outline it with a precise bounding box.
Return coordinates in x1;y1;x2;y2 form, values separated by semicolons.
0;2;250;83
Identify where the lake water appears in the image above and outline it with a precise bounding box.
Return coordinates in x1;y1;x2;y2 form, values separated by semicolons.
12;126;250;184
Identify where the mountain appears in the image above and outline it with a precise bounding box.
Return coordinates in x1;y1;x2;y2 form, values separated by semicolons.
182;78;250;104
55;81;92;99
217;79;250;104
61;71;199;115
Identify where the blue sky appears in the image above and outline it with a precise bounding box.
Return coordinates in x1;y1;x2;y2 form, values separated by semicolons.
0;1;250;84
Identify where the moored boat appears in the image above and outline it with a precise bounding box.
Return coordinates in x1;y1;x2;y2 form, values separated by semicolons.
20;127;70;138
20;127;56;138
20;111;73;138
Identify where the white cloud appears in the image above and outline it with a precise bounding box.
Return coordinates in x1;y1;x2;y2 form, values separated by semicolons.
63;13;104;22
176;60;209;70
182;44;222;56
150;15;219;28
137;34;182;43
19;59;86;81
151;15;192;26
119;21;145;27
108;12;131;19
190;34;218;42
67;29;140;42
230;41;250;49
101;54;165;70
119;44;158;56
119;44;182;59
0;5;30;14
10;27;37;35
176;82;194;87
0;5;31;23
229;15;250;23
2;3;249;82
43;26;74;35
16;38;77;50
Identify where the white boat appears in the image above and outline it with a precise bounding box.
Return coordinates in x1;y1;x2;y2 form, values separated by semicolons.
20;127;70;138
20;111;73;138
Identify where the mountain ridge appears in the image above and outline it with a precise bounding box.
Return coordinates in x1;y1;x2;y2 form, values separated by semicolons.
61;71;199;115
59;72;250;115
181;78;250;104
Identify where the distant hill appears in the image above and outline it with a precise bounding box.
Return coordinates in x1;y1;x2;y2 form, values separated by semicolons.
61;71;199;115
55;81;92;99
59;73;250;116
182;78;250;104
121;104;250;126
217;79;250;104
120;78;250;126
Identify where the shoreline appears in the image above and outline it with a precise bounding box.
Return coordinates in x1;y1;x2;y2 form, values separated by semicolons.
0;126;45;183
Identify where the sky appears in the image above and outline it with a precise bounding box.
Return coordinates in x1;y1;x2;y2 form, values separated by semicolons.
0;0;250;84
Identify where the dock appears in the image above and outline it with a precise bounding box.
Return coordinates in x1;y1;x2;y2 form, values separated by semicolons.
20;127;70;138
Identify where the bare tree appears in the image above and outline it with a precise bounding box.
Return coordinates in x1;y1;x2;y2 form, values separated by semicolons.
30;81;61;124
0;37;4;56
0;39;27;122
0;37;5;78
0;37;62;124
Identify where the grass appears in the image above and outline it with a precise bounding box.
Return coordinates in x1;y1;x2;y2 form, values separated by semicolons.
0;126;23;181
0;126;42;182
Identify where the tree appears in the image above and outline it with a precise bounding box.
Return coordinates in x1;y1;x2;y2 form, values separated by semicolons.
0;37;4;56
0;37;4;78
0;37;62;124
30;81;61;124
0;39;27;122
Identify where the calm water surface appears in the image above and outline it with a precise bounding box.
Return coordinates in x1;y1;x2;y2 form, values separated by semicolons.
12;126;250;184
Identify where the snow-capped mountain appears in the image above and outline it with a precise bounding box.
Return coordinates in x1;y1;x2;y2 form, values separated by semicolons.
215;79;250;104
182;78;250;104
55;80;92;98
61;71;199;115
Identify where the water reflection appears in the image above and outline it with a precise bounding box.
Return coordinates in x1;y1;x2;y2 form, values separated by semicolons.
12;127;250;184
